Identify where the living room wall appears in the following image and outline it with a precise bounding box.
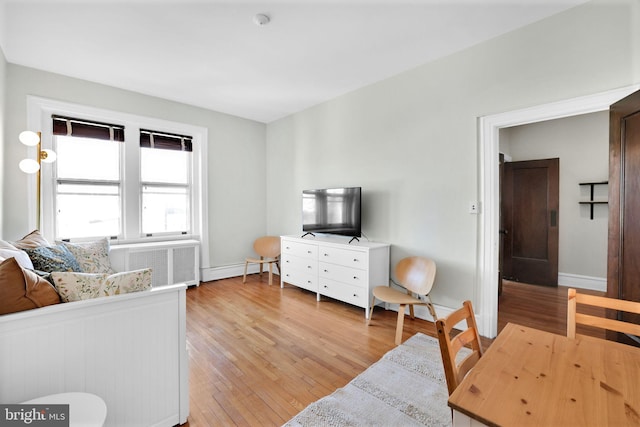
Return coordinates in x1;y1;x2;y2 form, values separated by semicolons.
0;47;6;239
2;63;266;272
265;0;640;312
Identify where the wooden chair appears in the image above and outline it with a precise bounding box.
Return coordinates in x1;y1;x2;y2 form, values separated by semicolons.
368;256;438;345
243;236;281;286
435;300;484;396
567;288;640;339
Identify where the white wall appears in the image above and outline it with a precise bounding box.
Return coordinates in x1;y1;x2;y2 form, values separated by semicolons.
0;46;5;239
266;0;640;310
2;64;266;272
501;111;608;287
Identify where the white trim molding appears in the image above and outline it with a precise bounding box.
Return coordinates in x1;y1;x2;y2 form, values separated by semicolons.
477;84;640;338
558;273;606;292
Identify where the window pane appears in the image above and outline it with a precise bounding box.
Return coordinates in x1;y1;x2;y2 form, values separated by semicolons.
56;136;120;180
56;184;120;238
142;185;189;234
141;147;189;184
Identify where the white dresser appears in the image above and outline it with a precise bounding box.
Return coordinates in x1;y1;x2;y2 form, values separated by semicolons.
280;235;390;318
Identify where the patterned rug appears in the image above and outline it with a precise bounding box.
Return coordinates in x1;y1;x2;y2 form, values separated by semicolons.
284;332;469;427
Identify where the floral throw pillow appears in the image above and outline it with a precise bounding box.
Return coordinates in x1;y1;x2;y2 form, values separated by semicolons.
25;244;82;273
105;268;152;294
61;238;116;274
51;268;152;303
50;272;113;302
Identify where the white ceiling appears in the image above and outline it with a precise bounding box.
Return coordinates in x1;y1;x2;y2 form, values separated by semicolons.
0;0;588;123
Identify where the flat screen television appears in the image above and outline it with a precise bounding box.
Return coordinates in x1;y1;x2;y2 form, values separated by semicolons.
302;187;361;237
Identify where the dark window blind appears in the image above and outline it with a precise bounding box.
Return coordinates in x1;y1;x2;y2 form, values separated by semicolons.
140;129;193;152
52;115;125;141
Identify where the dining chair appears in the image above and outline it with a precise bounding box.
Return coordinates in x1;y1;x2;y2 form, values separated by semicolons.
368;256;438;345
435;300;484;396
567;288;640;339
243;236;281;286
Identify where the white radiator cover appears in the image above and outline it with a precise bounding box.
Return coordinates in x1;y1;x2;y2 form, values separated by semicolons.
109;240;200;287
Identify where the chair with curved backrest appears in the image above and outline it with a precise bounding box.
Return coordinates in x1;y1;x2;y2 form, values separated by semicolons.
368;256;438;345
567;288;640;339
435;300;484;396
243;236;281;286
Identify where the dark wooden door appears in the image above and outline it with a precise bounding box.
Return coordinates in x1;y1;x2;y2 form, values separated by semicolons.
502;158;559;286
608;89;640;346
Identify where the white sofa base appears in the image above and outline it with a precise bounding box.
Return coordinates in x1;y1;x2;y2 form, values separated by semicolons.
0;284;189;427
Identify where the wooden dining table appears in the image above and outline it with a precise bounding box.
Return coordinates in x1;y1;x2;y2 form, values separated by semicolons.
448;322;640;427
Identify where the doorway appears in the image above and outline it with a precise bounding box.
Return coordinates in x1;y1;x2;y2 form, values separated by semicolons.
477;85;640;338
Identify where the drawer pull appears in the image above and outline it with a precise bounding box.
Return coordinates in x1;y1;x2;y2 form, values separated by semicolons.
307;266;312;269
353;293;357;297
286;246;290;250
324;253;329;257
353;258;358;262
324;269;328;273
307;250;312;254
324;285;328;289
353;276;358;280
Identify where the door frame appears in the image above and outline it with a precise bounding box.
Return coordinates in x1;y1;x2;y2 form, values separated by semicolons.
477;84;639;338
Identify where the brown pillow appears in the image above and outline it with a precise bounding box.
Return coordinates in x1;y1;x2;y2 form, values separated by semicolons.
0;257;61;315
12;230;51;250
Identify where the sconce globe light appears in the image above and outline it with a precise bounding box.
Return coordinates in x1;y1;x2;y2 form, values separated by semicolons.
19;130;40;147
19;158;40;174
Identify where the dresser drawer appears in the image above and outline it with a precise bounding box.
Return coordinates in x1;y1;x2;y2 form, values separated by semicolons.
319;278;368;308
318;261;366;288
282;253;317;275
282;267;317;293
282;240;318;259
318;246;367;269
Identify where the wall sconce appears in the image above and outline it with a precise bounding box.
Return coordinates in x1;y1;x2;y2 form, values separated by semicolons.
19;131;56;228
19;131;56;173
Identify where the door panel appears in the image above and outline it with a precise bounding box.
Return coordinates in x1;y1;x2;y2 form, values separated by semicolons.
502;158;559;286
609;89;640;346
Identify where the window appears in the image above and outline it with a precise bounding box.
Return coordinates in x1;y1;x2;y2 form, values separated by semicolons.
140;129;192;235
31;99;207;245
53;116;123;239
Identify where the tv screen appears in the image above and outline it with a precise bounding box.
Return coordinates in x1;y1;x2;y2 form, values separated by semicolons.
302;187;361;237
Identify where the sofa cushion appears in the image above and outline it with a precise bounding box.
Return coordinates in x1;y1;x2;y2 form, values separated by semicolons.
51;268;152;303
61;238;116;274
0;257;61;315
11;230;51;250
25;244;82;273
0;248;35;270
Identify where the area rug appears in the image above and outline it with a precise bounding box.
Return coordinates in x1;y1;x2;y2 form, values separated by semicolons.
284;332;469;427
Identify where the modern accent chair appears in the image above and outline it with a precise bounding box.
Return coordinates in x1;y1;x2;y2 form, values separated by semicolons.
243;236;281;286
567;288;640;340
368;256;438;345
435;300;484;396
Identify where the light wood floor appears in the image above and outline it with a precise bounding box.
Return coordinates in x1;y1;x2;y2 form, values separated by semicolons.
183;275;603;426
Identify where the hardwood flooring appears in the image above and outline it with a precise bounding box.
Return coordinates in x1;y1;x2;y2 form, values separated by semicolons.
183;275;604;426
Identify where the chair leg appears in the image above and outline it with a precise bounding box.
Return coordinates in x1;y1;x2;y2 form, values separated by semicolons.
395;304;406;345
242;261;249;284
268;263;273;286
409;304;415;319
259;256;264;277
426;295;438;321
368;295;377;325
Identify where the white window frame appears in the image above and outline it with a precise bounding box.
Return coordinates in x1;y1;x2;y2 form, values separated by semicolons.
26;96;209;256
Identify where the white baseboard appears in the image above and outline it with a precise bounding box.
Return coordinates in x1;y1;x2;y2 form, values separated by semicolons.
201;263;273;283
558;272;606;292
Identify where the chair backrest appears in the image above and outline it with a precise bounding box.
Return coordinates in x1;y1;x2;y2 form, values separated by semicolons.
436;300;483;396
567;288;640;339
395;256;436;296
253;236;281;259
